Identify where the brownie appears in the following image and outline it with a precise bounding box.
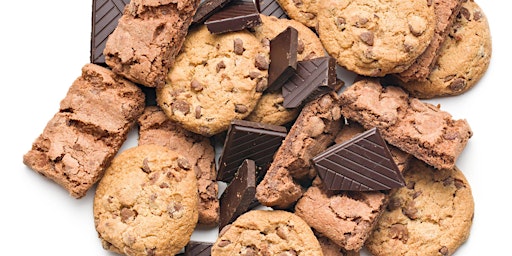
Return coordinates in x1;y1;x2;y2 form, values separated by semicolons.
294;121;411;251
396;0;463;82
137;106;219;226
339;78;472;170
104;0;201;87
255;92;343;209
23;63;145;198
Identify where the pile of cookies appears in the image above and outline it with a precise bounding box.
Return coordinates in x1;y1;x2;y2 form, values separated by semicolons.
23;0;491;255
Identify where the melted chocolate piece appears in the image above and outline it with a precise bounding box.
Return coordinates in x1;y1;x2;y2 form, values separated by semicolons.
205;0;262;34
313;127;406;191
219;159;257;230
217;119;287;182
91;0;130;66
267;26;298;92
282;57;337;108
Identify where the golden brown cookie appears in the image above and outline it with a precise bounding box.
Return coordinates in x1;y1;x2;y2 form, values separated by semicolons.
317;0;436;77
211;210;323;255
275;0;319;28
244;91;299;125
157;25;269;137
365;158;474;256
398;0;492;98
137;106;219;226
93;145;199;256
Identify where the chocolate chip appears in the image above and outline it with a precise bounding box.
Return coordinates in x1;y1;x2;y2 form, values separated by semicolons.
172;100;191;115
439;246;449;255
389;223;409;242
454;179;466;189
256;78;268;92
412;190;422;199
142;158;151;173
292;0;302;6
148;172;160;185
235;104;249;113
178;158;191;170
460;7;471;21
249;71;261;79
359;31;374;46
276;226;287;240
406;181;416;190
217;61;227;72
167;202;184;219
255;55;269;70
448;78;466;92
234;38;244;55
403;200;418;220
261;38;270;48
195;106;202;119
159;182;169;188
297;40;305;54
240;247;256;256
443;176;454;186
120;207;137;223
217;240;231;247
355;17;369;28
191;79;203;92
387;197;402;211
474;11;482;21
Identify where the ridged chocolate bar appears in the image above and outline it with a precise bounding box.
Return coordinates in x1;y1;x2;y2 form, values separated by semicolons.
267;26;298;92
184;241;213;256
282;57;337;108
313;127;405;191
192;0;234;24
90;0;129;66
217;119;287;182
205;0;262;34
257;0;288;18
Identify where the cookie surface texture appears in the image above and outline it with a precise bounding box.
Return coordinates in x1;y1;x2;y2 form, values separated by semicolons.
318;0;436;76
365;158;474;256
211;210;323;255
398;0;492;98
93;145;199;256
137;106;219;226
157;25;269;137
275;0;319;28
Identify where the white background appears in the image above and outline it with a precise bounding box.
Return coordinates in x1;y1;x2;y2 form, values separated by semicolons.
0;1;509;255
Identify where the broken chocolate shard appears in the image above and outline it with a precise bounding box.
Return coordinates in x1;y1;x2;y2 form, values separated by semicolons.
205;0;262;34
313;127;406;191
184;241;213;256
217;119;287;183
91;0;130;66
267;26;298;92
219;159;257;230
282;57;337;108
257;0;288;19
192;0;234;25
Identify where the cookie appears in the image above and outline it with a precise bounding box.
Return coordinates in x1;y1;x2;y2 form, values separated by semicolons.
365;158;474;256
104;0;200;87
256;92;342;209
317;0;436;77
275;0;319;28
396;0;463;82
137;106;219;226
211;210;323;255
23;63;145;198
93;145;199;256
157;25;269;137
397;0;492;98
316;234;360;256
339;78;472;170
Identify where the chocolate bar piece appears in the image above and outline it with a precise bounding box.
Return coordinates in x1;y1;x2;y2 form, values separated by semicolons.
217;119;287;183
257;0;288;18
282;57;337;108
90;0;130;66
219;159;257;230
205;0;262;34
184;241;213;256
267;26;298;92
313;127;405;191
192;0;234;24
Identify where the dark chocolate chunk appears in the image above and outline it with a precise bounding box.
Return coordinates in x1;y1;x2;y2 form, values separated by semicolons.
313;127;406;191
282;57;337;108
205;0;262;34
91;0;130;66
217;119;287;182
219;159;257;230
192;0;234;25
257;0;289;18
184;241;213;256
267;27;298;92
